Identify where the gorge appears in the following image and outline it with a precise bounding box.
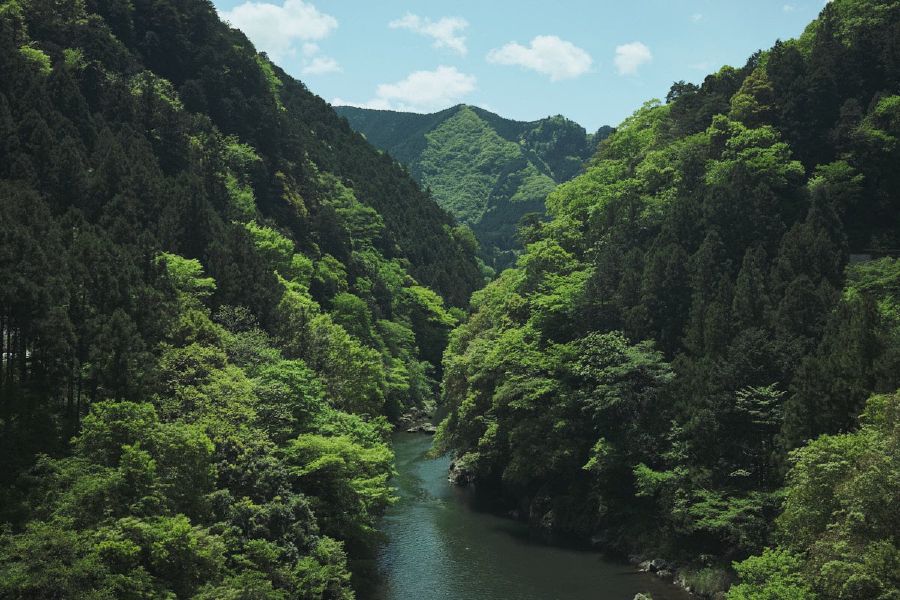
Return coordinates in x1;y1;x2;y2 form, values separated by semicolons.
1;0;899;599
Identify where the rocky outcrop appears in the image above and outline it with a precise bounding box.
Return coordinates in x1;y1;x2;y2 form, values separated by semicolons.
405;422;437;434
448;457;474;486
397;408;435;433
635;557;676;577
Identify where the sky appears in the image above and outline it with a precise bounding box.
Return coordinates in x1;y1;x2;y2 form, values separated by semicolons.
210;0;832;132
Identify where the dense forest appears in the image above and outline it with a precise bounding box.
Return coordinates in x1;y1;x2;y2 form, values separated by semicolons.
0;0;483;595
337;104;611;272
438;0;900;598
2;0;900;597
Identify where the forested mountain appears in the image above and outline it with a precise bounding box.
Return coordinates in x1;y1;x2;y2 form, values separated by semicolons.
0;0;483;594
336;104;612;272
438;0;900;597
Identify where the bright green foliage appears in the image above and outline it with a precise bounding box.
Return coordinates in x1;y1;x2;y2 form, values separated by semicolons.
418;106;527;224
256;55;284;111
331;292;374;342
0;266;391;597
312;254;349;300
732;391;900;599
285;434;394;549
244;221;297;277
337;104;612;271
223;139;262;218
439;1;900;586
305;313;386;415
18;44;50;74
4;0;900;595
727;548;814;600
224;172;256;218
157;252;217;300
0;0;481;590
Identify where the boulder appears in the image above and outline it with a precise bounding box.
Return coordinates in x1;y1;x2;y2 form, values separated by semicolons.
649;558;669;572
539;509;556;532
448;459;473;486
398;408;437;432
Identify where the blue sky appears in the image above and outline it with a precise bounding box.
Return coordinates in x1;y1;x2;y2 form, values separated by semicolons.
212;0;831;131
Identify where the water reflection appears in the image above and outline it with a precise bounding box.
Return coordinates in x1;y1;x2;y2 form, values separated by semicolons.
363;433;691;600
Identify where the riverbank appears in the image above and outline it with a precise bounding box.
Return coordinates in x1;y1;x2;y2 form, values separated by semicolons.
446;455;732;599
364;433;693;600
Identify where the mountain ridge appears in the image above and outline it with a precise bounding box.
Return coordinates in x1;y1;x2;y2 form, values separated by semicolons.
438;0;900;597
336;103;612;271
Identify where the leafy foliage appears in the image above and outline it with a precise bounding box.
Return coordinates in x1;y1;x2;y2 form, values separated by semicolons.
337;104;613;272
439;3;900;595
730;391;900;599
0;0;480;593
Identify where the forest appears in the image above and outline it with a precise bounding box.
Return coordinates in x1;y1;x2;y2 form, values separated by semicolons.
438;1;900;598
0;0;480;595
337;104;612;273
0;0;898;598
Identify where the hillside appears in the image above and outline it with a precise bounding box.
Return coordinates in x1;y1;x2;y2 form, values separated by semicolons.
438;0;900;597
336;104;612;271
0;0;481;595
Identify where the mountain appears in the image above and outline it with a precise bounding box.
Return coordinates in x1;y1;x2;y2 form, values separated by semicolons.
438;0;900;597
336;104;612;272
0;0;482;595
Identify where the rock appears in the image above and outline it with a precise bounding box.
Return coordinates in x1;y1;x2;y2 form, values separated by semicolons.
638;560;653;572
448;459;473;486
649;558;669;572
398;408;438;432
655;569;674;580
404;422;436;434
539;509;556;532
633;594;653;600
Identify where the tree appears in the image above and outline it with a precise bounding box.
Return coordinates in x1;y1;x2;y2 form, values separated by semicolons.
732;391;900;600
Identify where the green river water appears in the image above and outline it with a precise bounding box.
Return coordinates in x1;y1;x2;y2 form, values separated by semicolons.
363;432;693;600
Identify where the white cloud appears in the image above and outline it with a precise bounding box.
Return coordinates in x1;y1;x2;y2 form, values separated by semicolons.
220;0;341;75
333;66;476;113
389;13;468;55
302;56;341;75
783;4;796;11
487;35;592;81
614;41;652;75
691;13;703;23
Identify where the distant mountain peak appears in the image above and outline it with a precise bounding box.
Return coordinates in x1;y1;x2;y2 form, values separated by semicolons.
336;105;611;272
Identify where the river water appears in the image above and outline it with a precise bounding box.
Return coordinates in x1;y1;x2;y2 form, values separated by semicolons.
364;432;692;600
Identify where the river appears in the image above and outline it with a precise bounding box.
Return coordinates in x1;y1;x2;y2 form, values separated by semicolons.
363;432;693;600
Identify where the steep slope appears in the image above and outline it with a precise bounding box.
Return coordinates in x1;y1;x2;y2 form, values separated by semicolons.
337;104;612;271
0;0;480;595
438;0;900;597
